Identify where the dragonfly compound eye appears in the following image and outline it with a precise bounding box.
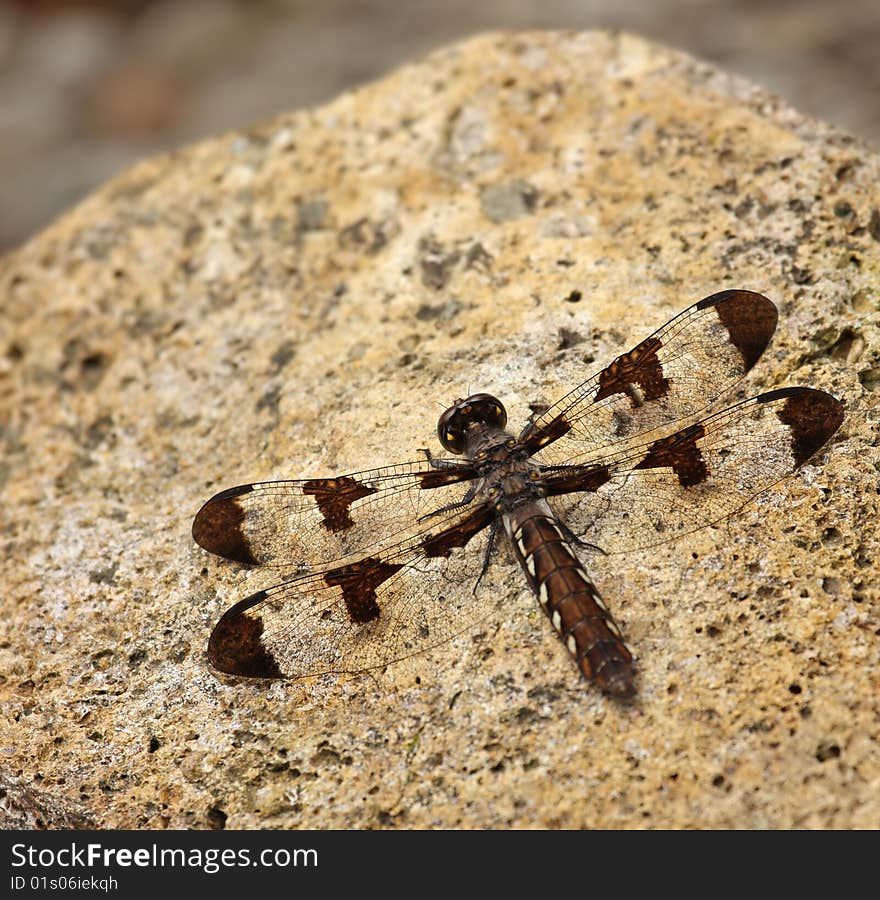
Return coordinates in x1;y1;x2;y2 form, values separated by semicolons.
437;394;507;453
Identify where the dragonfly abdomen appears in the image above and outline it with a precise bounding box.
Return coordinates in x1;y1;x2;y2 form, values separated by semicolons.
506;504;636;698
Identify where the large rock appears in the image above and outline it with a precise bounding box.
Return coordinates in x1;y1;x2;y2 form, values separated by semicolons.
0;31;876;829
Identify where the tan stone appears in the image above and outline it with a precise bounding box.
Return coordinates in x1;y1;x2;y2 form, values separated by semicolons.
0;31;876;829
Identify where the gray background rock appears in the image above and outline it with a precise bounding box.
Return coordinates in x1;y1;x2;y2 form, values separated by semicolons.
1;0;880;251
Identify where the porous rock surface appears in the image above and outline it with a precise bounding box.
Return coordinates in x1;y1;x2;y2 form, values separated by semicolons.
1;32;877;829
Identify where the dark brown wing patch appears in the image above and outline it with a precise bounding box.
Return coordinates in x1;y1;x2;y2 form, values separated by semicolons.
521;413;573;454
417;466;479;489
207;590;285;678
541;464;612;497
302;476;378;532
192;485;258;566
702;289;779;371
762;386;845;466
594;336;669;405
421;502;495;558
633;423;708;487
324;558;404;624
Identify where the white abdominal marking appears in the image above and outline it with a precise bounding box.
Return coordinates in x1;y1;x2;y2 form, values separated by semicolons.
605;618;623;638
538;582;549;608
547;521;565;541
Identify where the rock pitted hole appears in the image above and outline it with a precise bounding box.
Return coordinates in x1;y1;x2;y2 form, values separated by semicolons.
815;741;841;762
207;806;228;829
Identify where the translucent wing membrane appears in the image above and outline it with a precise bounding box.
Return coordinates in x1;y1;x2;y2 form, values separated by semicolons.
546;387;844;554
205;500;500;679
524;290;778;466
193;459;479;571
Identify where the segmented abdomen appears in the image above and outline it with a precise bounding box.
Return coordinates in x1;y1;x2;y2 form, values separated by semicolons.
506;505;635;698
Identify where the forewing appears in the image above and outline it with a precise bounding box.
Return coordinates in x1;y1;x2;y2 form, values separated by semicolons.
543;387;844;554
206;500;502;679
524;290;778;465
192;459;479;570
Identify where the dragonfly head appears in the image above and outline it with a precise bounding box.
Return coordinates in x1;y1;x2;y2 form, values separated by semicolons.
437;393;508;454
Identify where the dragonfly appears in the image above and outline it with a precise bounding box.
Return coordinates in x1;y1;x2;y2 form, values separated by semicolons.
192;290;844;697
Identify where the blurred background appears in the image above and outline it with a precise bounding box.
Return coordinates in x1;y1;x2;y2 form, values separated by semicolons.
1;0;878;252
